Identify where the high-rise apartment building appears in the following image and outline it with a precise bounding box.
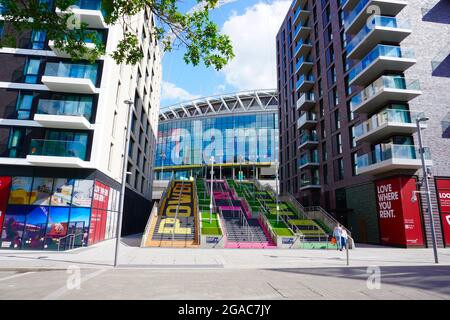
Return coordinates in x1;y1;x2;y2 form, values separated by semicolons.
0;1;161;250
277;0;450;247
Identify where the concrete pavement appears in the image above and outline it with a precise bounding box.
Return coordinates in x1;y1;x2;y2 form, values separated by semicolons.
0;235;449;299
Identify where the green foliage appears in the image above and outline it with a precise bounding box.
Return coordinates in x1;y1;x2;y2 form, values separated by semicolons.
0;0;234;69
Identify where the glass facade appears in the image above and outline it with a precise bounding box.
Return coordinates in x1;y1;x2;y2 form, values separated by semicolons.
155;112;279;179
0;175;119;250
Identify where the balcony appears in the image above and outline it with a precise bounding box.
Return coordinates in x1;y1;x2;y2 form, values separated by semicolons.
355;109;426;143
299;133;319;149
298;154;320;169
48;31;103;58
300;179;321;190
349;45;415;86
41;62;98;94
297;112;318;130
294;23;311;42
56;0;107;29
344;0;407;35
296;74;314;92
33;99;93;130
293;7;310;26
350;76;421;114
296;92;316;111
357;144;433;175
294;39;312;58
26;139;91;168
296;56;314;74
346;16;411;60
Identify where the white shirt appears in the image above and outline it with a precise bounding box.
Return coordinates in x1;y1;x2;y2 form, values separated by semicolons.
341;229;348;239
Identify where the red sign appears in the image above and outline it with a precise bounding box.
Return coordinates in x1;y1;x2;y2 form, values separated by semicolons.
92;181;110;210
375;176;425;247
0;177;12;232
436;178;450;246
47;222;68;237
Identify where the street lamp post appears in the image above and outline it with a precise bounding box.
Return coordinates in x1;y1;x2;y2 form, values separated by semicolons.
114;99;134;267
275;160;280;223
210;156;215;224
416;116;439;264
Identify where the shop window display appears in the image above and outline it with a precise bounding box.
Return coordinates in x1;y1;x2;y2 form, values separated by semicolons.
22;206;49;250
8;177;33;205
29;177;53;205
50;179;74;206
1;206;27;249
44;207;69;250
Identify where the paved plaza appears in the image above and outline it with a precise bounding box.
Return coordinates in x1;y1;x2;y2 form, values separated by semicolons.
0;235;449;299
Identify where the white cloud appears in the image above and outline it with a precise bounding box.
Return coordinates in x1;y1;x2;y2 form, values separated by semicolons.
161;81;201;104
221;1;291;90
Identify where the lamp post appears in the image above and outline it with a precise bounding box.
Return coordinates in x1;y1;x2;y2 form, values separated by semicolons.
416;116;439;264
210;156;215;224
275;160;280;223
114;99;134;267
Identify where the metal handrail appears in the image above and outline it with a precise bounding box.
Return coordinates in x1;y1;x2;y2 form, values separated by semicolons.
140;201;159;247
57;234;74;251
172;180;185;243
193;178;201;245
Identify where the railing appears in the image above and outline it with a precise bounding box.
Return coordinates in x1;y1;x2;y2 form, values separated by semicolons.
296;55;312;71
343;0;371;29
297;111;317;128
29;139;87;160
346;16;411;55
193;178;201;245
299;153;319;167
44;62;98;84
140;202;159;247
357;143;431;169
350;75;421;111
297;92;315;109
57;233;84;251
171;180;185;243
299;133;318;145
36;99;93;120
300;179;320;187
349;45;415;82
355;108;422;138
294;38;312;54
296;74;315;90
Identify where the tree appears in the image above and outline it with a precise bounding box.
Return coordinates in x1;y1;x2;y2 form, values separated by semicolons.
0;0;234;70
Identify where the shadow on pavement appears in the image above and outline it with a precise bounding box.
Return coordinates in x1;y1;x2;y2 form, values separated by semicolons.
268;265;450;296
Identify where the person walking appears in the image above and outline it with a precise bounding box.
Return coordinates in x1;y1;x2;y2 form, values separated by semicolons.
333;224;343;251
341;228;348;251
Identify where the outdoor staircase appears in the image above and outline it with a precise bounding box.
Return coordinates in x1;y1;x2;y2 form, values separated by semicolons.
207;179;276;249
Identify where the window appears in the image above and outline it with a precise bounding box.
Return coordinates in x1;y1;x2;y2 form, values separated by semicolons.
23;58;41;83
335;158;344;181
335;133;342;155
30;30;46;49
16;92;34;119
323;164;328;185
349;126;356;148
333;109;340;131
351;152;358;176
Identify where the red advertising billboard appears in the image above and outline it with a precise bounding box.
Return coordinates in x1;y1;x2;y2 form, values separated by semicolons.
0;177;12;231
436;178;450;246
375;176;425;247
92;181;110;210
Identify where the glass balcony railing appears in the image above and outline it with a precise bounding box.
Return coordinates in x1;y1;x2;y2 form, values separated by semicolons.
297;92;316;107
346;16;411;55
296;56;312;71
300;179;320;187
73;0;103;12
299;154;320;167
36;99;93;120
29;139;88;160
298;112;317;127
354;108;422;137
294;39;312;54
348;45;415;82
296;74;314;89
350;75;420;111
44;62;98;84
343;0;370;29
294;22;310;38
300;133;319;145
357;144;430;170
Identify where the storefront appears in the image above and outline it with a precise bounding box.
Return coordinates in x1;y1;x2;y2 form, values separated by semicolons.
0;175;120;250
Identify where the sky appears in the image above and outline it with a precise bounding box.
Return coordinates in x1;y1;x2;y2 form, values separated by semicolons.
160;0;292;108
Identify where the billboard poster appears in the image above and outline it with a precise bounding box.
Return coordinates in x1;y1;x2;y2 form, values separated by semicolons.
30;177;53;205
8;176;33;205
50;179;74;206
0;177;11;232
88;208;100;245
375;176;424;247
436;178;450;246
92;181;110;210
72;180;94;207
